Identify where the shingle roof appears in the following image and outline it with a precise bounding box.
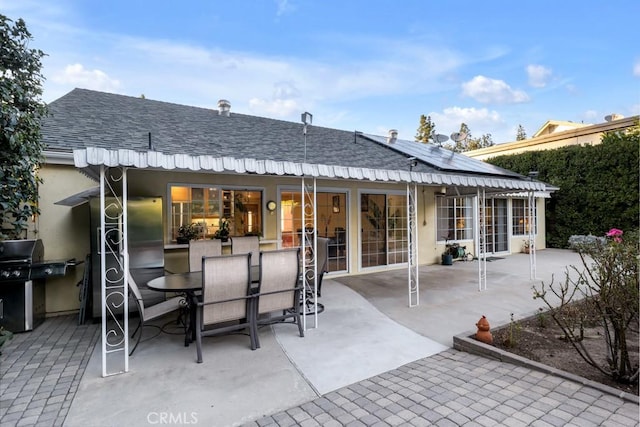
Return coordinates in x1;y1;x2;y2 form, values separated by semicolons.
42;88;437;173
42;89;541;192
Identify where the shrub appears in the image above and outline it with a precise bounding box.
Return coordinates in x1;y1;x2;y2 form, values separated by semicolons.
533;228;639;384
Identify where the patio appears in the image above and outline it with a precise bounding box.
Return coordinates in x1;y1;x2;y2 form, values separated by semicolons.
4;249;637;427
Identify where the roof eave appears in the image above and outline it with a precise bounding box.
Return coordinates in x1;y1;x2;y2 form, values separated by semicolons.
72;147;547;193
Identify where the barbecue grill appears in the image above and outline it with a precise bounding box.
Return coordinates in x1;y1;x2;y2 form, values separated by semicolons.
0;239;74;332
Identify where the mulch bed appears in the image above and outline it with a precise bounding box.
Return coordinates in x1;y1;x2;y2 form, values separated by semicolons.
490;313;639;396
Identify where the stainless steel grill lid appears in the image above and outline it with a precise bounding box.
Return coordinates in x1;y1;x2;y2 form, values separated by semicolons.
0;239;44;264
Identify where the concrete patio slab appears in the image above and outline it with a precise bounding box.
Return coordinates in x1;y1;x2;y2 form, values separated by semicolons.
65;275;448;425
335;249;583;346
65;321;316;427
272;280;448;395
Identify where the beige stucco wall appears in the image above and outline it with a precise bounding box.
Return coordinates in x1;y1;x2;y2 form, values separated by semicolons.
36;165;95;314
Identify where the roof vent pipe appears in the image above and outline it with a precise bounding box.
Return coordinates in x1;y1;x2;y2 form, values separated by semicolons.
387;129;398;144
217;99;231;117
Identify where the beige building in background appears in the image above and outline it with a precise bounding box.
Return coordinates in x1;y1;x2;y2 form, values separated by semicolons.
465;114;638;161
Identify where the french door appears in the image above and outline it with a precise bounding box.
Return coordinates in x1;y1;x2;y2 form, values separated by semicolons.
484;198;508;253
279;190;348;272
360;192;408;268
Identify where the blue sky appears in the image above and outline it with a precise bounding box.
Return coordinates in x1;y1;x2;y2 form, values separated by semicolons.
4;0;640;144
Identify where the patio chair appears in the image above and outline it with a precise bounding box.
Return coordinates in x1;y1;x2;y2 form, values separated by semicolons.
230;236;260;282
188;239;222;272
300;237;329;316
128;272;185;356
195;253;257;363
254;248;303;348
304;237;329;296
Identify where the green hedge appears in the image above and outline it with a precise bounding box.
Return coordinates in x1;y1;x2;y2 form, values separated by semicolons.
487;128;639;248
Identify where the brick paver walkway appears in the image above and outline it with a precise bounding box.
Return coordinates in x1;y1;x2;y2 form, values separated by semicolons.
0;315;99;427
244;351;639;427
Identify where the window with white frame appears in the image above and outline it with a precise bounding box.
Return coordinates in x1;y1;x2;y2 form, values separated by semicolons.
169;185;263;241
436;196;473;241
512;198;537;235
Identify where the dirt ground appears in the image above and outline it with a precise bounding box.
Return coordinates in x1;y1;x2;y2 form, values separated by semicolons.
491;312;639;396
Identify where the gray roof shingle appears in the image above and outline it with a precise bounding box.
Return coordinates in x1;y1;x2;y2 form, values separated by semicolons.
41;88;526;181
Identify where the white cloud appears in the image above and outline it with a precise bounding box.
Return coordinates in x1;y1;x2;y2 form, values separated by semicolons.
583;110;599;121
430;106;503;137
51;63;121;92
461;75;529;104
634;60;640;77
565;83;579;95
249;97;300;117
275;0;295;16
526;64;552;88
45;33;464;126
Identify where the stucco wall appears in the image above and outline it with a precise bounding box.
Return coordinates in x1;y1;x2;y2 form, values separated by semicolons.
37;165;95;314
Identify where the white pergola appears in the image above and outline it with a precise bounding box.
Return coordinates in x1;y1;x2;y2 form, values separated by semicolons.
72;147;546;376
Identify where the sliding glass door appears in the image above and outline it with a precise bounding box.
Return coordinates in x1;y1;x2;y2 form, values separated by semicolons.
280;190;348;272
360;192;408;268
484;198;508;253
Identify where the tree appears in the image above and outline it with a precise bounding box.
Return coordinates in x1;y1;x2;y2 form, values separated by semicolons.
415;114;435;143
0;15;47;240
467;133;493;151
443;123;494;152
516;124;527;141
487;122;640;247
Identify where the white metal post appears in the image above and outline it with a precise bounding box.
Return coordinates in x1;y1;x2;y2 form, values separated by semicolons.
528;191;537;280
477;188;487;291
122;168;129;372
100;166;106;377
100;166;128;377
407;183;419;307
301;177;318;330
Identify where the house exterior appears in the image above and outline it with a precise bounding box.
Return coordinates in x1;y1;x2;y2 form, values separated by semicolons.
37;88;551;317
464;114;638;161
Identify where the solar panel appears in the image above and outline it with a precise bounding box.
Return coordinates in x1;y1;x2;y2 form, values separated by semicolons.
362;134;522;178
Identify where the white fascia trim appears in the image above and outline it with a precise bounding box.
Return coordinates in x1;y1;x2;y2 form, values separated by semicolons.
43;150;75;165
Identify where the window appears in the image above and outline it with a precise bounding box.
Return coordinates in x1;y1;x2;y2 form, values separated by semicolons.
512;198;537;236
436;197;473;241
169;185;262;241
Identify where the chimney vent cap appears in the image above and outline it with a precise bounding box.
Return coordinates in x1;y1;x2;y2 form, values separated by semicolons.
217;99;231;116
387;129;398;144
